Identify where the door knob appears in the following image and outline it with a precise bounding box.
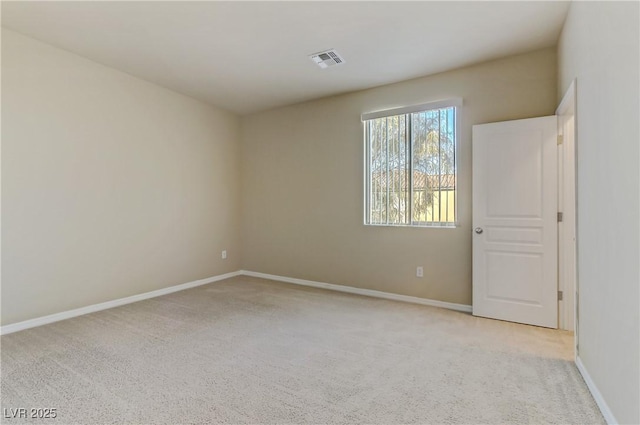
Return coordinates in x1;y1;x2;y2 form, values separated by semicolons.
474;227;484;234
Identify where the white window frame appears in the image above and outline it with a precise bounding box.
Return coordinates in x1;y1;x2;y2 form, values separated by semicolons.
362;98;462;228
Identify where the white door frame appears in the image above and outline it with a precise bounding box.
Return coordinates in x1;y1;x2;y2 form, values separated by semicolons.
556;80;578;339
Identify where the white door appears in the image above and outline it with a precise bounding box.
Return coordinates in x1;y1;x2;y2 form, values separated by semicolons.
472;116;558;328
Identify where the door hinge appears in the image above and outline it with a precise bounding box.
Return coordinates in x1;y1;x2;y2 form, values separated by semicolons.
557;135;564;145
557;212;563;222
558;290;563;301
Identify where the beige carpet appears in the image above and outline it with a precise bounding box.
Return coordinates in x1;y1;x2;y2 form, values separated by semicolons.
1;276;603;424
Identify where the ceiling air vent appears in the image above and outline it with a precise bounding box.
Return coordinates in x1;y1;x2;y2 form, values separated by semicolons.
309;49;346;69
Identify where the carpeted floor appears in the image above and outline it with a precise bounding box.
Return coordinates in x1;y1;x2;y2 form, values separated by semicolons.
1;276;604;424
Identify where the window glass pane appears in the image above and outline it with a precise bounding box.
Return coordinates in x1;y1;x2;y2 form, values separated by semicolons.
368;114;409;225
409;107;455;225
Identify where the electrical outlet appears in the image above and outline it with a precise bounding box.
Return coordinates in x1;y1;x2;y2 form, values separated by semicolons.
221;250;227;259
416;266;424;278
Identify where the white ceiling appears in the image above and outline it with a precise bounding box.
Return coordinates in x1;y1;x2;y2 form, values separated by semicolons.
1;1;570;115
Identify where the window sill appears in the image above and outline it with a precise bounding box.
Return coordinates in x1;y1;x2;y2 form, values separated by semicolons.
364;222;459;229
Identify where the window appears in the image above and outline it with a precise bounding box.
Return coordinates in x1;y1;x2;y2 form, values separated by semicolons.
363;99;460;227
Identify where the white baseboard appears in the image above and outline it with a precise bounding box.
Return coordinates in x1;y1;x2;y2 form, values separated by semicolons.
1;270;472;336
240;270;472;313
575;356;618;425
0;271;242;336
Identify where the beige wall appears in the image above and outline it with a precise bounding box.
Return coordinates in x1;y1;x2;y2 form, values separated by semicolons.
241;48;557;305
558;2;639;424
1;29;242;325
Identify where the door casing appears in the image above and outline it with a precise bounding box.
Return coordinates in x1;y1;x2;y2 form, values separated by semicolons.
556;80;578;337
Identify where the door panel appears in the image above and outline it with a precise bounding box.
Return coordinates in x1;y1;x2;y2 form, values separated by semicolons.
472;116;557;328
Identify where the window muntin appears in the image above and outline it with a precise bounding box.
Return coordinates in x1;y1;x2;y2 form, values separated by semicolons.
364;102;458;227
